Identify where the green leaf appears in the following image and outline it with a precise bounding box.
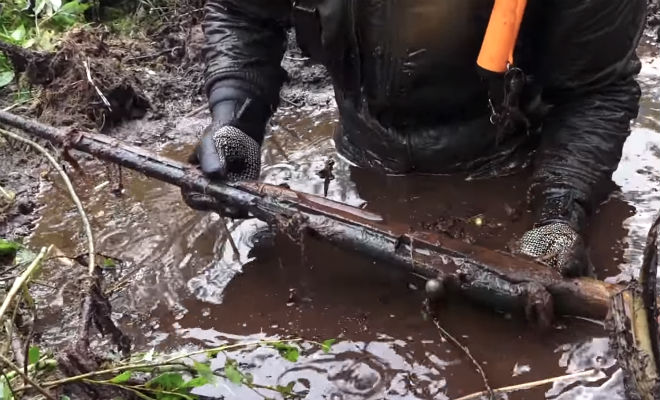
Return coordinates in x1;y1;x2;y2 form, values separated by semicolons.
35;29;56;51
271;342;299;362
109;370;132;383
10;25;26;42
59;396;71;400
275;382;295;396
193;361;216;384
0;71;14;88
102;257;117;269
181;376;208;389
51;1;89;28
1;378;14;400
322;339;336;354
223;359;243;385
22;38;35;49
0;239;20;257
242;372;254;386
206;349;221;358
28;346;40;365
147;372;184;391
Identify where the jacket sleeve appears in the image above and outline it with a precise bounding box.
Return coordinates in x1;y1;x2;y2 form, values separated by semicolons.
203;0;291;140
529;0;646;231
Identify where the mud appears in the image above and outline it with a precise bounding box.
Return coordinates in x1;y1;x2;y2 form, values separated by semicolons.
0;142;48;240
1;11;659;400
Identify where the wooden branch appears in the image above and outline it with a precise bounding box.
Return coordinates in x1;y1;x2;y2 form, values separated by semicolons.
0;110;632;322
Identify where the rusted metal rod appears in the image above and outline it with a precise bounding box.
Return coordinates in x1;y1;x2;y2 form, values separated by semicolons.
0;110;625;322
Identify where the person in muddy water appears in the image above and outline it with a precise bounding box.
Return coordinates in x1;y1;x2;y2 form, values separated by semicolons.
183;0;647;277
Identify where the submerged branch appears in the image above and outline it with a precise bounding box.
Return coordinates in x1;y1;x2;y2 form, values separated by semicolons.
432;317;493;399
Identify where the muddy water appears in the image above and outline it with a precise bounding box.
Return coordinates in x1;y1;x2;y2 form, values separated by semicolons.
28;52;659;399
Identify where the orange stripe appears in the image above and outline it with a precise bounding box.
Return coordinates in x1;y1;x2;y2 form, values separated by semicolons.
477;0;527;73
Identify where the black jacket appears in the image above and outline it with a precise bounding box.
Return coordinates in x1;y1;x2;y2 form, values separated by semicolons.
202;0;646;232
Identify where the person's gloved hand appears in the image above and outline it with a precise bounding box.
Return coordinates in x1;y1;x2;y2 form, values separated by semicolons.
182;81;272;215
184;125;261;215
517;222;590;277
190;125;261;182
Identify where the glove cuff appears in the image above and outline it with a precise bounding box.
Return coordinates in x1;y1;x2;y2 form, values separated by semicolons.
533;192;587;233
208;81;271;144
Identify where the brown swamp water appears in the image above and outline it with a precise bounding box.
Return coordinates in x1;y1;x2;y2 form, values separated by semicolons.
27;52;660;399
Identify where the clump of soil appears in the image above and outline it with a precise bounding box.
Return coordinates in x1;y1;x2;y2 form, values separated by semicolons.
419;212;507;244
29;25;203;130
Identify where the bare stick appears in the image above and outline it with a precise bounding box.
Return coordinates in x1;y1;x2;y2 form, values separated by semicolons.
0;246;50;321
219;218;241;262
284;55;310;62
0;185;15;201
453;369;598;400
184;104;207;118
13;339;303;390
0;353;55;400
0;128;95;275
432;318;494;399
83;58;112;111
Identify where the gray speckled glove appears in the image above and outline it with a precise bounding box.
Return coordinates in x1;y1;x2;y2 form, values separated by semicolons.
184;125;261;216
518;222;590;277
191;125;261;182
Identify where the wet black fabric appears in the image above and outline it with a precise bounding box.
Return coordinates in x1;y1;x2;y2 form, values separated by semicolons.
202;0;646;231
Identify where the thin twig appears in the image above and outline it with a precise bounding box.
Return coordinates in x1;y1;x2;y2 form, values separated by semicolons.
280;96;302;108
0;128;95;275
0;246;50;321
219;218;241;262
22;313;35;378
1;98;33;113
184;104;207;118
432;318;494;399
17;339;302;390
453;369;599;400
0;184;15;214
285;55;310;62
0;353;55;400
83;58;112;111
0;185;15;200
125;46;181;62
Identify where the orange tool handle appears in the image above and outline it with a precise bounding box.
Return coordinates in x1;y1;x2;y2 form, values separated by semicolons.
477;0;527;73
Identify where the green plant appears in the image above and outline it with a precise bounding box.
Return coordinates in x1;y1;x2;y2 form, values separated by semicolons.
0;0;90;87
3;339;337;400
